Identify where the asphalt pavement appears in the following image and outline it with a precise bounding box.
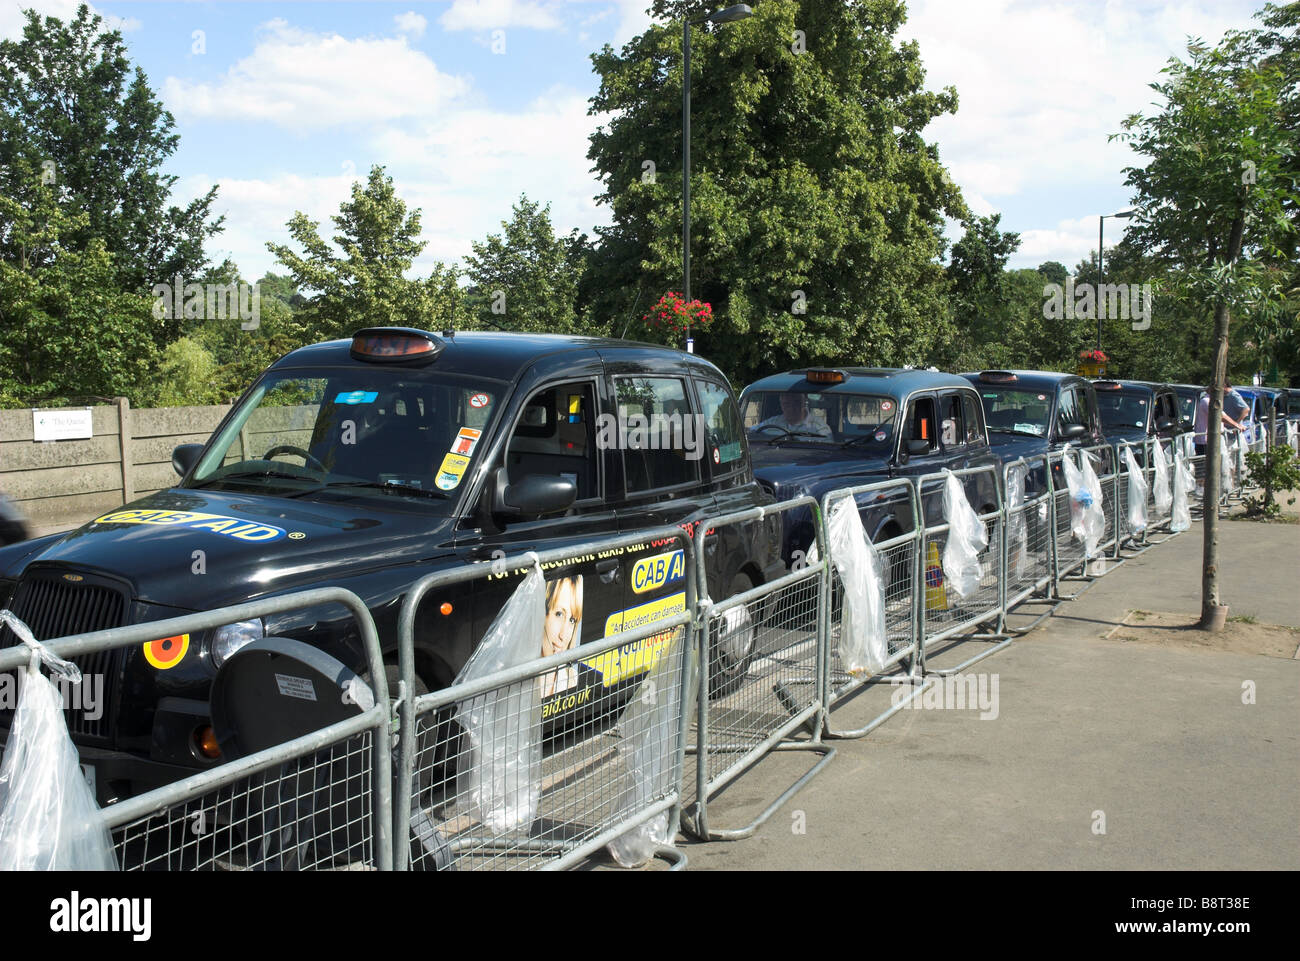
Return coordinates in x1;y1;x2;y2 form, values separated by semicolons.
684;516;1300;870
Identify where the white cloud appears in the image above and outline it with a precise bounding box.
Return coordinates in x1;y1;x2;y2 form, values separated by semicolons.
438;0;564;32
609;0;654;49
393;11;427;37
172;86;608;281
0;0;124;40
1017;215;1132;269
162;19;468;131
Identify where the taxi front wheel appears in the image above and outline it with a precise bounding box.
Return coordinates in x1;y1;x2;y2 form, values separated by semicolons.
707;572;757;700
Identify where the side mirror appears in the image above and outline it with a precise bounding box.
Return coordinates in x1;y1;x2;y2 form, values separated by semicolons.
906;439;931;456
1059;423;1088;440
492;470;577;518
172;443;204;477
1155;417;1175;433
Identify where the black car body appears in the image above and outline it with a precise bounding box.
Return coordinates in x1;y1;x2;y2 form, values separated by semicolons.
1092;380;1185;460
0;329;784;805
1168;384;1205;433
960;369;1109;491
738;368;1001;561
0;492;28;547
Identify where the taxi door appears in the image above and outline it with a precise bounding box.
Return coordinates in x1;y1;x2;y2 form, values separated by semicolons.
453;361;628;727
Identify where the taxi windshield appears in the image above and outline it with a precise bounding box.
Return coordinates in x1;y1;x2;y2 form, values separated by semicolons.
1097;389;1151;432
976;387;1052;437
741;390;898;445
185;369;504;506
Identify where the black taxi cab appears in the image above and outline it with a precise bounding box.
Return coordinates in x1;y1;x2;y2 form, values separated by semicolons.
1093;379;1186;460
0;328;783;805
961;370;1110;490
739;367;1001;565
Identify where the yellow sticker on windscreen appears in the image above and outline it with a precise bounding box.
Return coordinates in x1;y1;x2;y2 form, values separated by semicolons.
436;452;471;490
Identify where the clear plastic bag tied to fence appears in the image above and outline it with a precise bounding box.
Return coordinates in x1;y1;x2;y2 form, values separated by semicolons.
1221;432;1237;492
1122;447;1148;535
1152;441;1172;516
1062;450;1104;558
1005;461;1029;581
820;497;889;673
1235;429;1248;481
453;566;545;835
1171;446;1193;533
1288;421;1299;454
606;632;682;868
941;470;988;599
0;612;117;870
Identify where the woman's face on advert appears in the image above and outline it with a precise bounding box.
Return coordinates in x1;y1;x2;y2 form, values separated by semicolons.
543;580;580;656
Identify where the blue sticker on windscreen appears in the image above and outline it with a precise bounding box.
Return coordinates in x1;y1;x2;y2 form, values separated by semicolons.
335;390;378;405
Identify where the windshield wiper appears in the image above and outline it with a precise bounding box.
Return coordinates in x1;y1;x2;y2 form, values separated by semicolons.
989;428;1046;439
840;434;887;448
191;469;316;488
752;428;829;444
316;480;449;500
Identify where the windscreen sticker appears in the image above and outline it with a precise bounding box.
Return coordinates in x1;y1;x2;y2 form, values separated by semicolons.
335;390;378;405
451;427;482;457
881;401;893;411
93;509;287;542
469;392;491;409
143;633;189;670
719;441;742;463
435;452;471;490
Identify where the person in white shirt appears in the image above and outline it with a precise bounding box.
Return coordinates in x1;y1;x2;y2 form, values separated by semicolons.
758;393;832;438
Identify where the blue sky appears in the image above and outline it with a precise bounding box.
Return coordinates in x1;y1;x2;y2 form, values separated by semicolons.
2;0;1269;280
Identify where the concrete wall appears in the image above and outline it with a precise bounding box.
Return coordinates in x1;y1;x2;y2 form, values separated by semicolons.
0;401;240;533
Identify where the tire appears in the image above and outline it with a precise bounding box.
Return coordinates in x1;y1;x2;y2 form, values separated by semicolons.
707;572;757;700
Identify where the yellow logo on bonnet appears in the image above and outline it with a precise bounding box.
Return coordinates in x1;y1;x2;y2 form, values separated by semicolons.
93;509;286;542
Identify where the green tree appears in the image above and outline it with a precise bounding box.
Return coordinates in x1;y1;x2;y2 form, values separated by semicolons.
945;214;1022;367
0;4;222;297
1036;261;1069;287
0;172;160;405
463;194;586;333
1113;19;1299;629
268;165;471;342
586;0;966;383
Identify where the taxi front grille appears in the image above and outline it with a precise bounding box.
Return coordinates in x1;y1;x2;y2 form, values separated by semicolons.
0;571;129;742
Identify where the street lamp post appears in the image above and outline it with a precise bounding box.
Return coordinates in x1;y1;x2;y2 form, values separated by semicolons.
682;3;752;353
1096;208;1136;350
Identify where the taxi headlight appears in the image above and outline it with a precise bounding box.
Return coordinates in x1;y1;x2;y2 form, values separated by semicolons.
209;619;264;669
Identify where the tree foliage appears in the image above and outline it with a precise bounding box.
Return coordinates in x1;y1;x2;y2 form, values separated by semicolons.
0;3;222;296
463;194;587;333
267;165;471;342
586;0;967;383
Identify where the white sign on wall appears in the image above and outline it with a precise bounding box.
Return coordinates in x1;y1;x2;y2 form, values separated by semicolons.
33;408;93;442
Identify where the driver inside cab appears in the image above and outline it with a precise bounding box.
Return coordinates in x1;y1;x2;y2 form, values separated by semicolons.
758;392;832;438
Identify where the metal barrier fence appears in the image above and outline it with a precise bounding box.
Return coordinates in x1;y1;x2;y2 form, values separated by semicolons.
681;497;835;841
817;478;929;738
0;588;392;871
3;440;1235;870
393;527;696;871
915;465;1009;675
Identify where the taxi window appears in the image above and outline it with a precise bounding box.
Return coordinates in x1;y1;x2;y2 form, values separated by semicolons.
505;382;599;501
616;376;701;493
696;378;745;472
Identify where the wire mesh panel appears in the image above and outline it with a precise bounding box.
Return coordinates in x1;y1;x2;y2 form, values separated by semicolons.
405;625;689;871
111;728;377;871
820;480;920;701
690;568;822;796
920;514;1003;647
1003;457;1053;607
394;528;696;870
0;588;392;873
680;497;833;841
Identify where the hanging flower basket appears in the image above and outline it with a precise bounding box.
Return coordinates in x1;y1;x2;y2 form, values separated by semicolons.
643;292;713;340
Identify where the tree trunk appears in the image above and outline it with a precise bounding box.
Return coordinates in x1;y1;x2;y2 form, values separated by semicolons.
1199;212;1246;631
